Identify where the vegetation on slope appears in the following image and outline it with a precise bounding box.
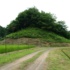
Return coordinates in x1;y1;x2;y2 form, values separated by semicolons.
6;28;70;42
6;7;70;39
0;7;70;41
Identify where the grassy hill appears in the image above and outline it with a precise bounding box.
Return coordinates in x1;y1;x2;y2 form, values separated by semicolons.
6;28;70;43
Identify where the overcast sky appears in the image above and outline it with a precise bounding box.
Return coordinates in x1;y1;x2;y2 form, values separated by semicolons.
0;0;70;30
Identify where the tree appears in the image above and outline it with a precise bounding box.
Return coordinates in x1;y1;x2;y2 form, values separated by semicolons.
7;20;20;34
39;11;56;30
0;26;6;38
16;7;40;28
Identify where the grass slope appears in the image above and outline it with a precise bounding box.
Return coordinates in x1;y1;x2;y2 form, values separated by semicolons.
6;28;70;42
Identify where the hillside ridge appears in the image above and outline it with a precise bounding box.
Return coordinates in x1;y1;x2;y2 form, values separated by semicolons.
6;28;70;43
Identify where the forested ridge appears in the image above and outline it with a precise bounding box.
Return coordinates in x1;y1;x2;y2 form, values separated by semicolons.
0;7;70;39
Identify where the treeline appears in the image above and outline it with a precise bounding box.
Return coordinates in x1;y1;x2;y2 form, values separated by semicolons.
0;26;6;39
0;7;70;39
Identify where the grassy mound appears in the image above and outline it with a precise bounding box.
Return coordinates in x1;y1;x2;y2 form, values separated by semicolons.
6;28;70;42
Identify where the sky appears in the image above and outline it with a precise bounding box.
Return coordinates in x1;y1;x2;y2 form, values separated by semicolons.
0;0;70;30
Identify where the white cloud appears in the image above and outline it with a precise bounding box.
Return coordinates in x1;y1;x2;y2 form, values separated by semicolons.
0;0;70;30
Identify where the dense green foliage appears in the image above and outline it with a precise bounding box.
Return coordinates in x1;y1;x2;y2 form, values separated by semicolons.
6;7;70;39
0;26;6;39
6;28;70;42
0;45;34;53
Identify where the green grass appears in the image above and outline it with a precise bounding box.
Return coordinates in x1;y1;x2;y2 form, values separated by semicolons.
61;48;70;59
0;47;44;66
6;28;70;43
19;50;45;70
0;45;34;54
47;48;70;70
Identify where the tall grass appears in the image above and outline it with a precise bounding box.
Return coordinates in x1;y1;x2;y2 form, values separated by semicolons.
0;45;34;54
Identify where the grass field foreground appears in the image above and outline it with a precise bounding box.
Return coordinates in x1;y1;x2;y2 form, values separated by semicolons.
47;48;70;70
0;45;34;54
0;47;46;66
61;48;70;58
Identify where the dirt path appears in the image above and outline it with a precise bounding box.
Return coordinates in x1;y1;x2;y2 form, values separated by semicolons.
26;48;52;70
0;50;42;70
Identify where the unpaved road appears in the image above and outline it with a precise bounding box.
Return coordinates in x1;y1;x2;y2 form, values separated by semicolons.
0;50;42;70
0;48;53;70
26;48;52;70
